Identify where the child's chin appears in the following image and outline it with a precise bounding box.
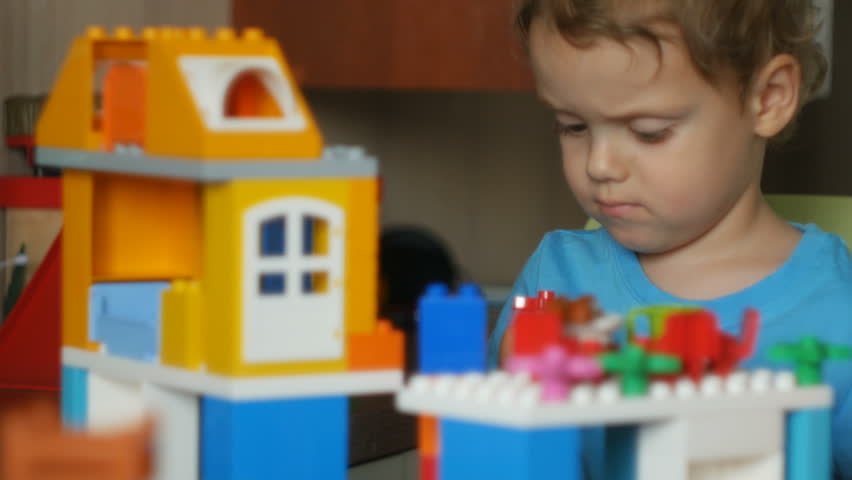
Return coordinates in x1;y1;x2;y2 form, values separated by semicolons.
607;227;673;255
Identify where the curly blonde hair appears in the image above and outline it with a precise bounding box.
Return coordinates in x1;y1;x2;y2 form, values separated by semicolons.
517;0;828;140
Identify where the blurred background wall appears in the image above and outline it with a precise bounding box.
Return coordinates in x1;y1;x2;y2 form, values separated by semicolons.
0;0;845;289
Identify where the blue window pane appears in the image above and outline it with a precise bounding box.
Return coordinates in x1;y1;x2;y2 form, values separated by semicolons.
259;274;285;295
303;216;314;255
302;272;313;293
261;217;285;256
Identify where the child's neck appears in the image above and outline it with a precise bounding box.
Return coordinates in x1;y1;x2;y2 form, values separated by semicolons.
637;193;802;301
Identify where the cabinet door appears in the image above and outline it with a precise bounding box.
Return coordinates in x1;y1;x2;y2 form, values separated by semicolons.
233;0;535;90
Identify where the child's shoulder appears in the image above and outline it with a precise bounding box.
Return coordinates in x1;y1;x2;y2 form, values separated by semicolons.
792;223;852;277
763;223;852;322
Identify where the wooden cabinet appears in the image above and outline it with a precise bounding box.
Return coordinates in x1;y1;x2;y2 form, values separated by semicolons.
233;0;535;90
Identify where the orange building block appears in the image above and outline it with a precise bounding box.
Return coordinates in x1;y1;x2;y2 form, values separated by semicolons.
103;62;147;150
92;172;202;281
0;402;153;480
225;72;284;118
418;415;439;456
36;26;324;159
346;319;404;371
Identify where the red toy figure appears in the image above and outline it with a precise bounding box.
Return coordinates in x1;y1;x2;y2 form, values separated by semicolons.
643;308;760;382
510;291;622;358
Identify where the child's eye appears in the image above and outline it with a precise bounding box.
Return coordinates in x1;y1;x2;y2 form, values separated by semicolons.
554;121;588;137
633;129;671;144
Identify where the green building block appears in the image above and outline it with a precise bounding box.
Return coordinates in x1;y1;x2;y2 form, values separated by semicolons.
600;344;682;396
770;336;852;386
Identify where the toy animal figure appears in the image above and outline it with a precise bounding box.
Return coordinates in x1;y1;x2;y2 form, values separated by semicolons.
511;291;622;356
633;308;760;382
543;295;597;325
565;313;623;345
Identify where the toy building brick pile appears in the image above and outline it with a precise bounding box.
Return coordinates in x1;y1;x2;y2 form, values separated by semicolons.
18;25;405;480
397;284;850;480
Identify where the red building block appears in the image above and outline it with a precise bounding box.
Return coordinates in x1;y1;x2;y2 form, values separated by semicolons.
715;308;760;376
420;455;438;480
512;290;555;312
0;177;62;208
512;310;562;356
0;232;61;390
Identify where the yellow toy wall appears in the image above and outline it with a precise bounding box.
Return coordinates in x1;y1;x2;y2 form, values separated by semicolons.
201;177;378;376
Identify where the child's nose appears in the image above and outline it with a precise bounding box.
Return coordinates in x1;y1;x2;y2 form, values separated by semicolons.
586;140;628;183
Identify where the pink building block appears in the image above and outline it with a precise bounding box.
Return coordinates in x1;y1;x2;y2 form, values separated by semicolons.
507;345;602;402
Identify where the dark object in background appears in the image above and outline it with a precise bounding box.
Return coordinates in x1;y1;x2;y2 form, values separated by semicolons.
3;96;44;139
379;226;459;329
3;94;59;176
348;227;460;467
379;226;459;374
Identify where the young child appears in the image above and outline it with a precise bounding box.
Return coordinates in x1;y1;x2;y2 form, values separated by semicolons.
487;0;852;477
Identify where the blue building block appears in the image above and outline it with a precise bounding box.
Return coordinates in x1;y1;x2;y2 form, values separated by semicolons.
787;408;831;480
418;283;487;374
440;418;581;480
201;395;347;480
89;281;170;362
61;366;87;429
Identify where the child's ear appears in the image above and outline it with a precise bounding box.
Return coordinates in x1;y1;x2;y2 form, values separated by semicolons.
750;54;801;138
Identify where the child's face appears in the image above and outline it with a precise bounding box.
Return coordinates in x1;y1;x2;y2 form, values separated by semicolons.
529;20;764;254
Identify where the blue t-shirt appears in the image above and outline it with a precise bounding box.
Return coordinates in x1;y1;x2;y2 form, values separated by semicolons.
488;223;852;478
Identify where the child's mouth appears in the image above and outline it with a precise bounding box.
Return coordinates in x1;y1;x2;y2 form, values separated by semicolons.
596;200;639;217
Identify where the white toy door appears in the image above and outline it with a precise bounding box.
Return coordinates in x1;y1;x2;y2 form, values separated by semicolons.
242;197;344;363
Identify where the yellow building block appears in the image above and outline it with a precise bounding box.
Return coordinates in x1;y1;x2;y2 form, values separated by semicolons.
92;172;202;281
202;182;241;373
346;178;378;335
61;170;99;350
37;26;323;159
203;178;347;376
35;28;105;150
203;178;378;377
161;280;204;370
145;27;322;159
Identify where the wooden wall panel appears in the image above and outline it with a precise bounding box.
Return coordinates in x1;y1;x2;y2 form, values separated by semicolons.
234;0;534;90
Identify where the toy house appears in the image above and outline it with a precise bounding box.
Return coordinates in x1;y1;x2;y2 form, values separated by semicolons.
34;26;403;480
398;285;838;480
